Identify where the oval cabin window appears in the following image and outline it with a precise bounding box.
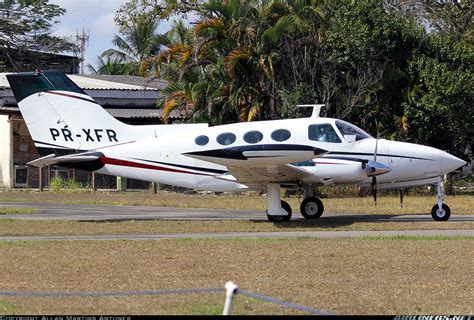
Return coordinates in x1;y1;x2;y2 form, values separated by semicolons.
271;129;291;142
216;132;236;145
195;135;209;146
243;131;264;144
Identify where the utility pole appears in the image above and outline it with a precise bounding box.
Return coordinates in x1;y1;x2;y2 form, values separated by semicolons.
76;28;89;75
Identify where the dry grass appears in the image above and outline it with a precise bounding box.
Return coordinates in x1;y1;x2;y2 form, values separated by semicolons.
0;190;472;236
1;190;473;215
0;238;472;315
0;219;473;237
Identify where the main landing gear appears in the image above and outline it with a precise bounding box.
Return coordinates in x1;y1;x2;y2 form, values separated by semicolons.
265;184;325;222
431;179;451;221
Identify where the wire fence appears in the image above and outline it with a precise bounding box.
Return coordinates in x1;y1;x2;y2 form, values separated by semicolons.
0;286;333;315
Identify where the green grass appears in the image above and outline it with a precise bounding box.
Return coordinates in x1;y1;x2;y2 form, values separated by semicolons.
0;207;37;215
361;235;474;241
0;300;17;313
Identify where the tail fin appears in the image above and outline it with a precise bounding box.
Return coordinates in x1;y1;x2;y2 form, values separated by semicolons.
6;70;128;156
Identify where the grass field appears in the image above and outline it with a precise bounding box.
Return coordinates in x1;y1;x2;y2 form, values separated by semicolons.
0;191;473;236
0;238;472;315
0;190;472;315
1;190;473;214
1;218;474;237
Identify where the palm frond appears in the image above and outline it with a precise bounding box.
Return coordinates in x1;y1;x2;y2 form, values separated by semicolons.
225;48;250;78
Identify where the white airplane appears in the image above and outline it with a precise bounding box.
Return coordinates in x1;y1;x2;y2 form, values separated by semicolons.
6;70;466;222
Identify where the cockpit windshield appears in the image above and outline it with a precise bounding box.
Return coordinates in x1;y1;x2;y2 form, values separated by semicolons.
335;120;372;142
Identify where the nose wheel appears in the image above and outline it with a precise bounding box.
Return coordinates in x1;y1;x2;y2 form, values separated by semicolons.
431;203;451;221
431;179;451;221
300;197;324;219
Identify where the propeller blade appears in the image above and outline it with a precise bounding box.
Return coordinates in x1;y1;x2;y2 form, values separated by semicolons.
399;188;404;209
372;176;377;205
372;138;379;206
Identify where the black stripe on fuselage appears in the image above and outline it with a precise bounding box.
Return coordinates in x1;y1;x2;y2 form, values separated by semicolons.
45;91;99;105
326;152;435;161
185;144;327;160
131;158;228;175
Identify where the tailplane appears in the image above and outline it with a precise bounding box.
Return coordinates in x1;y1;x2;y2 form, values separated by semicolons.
6;70;128;156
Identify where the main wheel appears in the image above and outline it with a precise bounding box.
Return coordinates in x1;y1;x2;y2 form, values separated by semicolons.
431;203;451;221
300;197;324;219
267;200;292;222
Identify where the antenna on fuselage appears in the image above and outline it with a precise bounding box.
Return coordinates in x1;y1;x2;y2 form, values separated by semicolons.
296;104;325;118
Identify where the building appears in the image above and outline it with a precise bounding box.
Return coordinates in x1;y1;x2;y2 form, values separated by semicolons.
0;72;183;189
0;50;79;74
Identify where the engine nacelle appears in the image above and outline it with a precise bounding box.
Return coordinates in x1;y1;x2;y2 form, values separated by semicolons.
302;159;370;185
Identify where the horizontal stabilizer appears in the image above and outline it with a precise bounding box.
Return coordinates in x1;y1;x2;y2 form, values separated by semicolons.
27;153;100;168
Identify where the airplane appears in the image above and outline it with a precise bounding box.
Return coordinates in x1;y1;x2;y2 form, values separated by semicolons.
6;70;467;222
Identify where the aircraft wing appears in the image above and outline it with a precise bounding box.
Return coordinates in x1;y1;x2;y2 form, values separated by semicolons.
219;164;312;189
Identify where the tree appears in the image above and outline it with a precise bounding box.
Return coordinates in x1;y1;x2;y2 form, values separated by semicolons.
102;11;169;76
403;35;473;157
0;0;75;70
87;53;133;75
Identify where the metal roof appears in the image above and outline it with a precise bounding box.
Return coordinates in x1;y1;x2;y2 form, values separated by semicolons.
0;72;166;90
106;108;182;119
83;75;168;90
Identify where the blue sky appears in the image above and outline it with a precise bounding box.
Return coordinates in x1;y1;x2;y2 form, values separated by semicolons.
49;0;178;74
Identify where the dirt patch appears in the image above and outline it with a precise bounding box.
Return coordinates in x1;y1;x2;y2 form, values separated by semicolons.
0;238;472;314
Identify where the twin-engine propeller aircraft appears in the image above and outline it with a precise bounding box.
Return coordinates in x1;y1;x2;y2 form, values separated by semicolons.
6;71;466;222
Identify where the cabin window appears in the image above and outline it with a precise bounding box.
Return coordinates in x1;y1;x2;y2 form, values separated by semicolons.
243;131;264;144
335;120;371;142
216;132;236;145
272;129;291;142
308;124;342;143
271;129;291;142
195;135;209;146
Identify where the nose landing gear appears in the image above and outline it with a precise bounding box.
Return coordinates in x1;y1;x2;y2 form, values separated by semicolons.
431;179;451;221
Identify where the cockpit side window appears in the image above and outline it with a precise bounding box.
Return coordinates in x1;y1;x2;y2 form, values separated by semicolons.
308;124;342;143
335;120;371;142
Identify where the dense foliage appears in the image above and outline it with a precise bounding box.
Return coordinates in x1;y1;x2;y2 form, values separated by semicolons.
106;0;472;158
0;0;75;69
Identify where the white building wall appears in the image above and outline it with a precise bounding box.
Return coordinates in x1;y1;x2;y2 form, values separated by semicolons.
0;114;13;188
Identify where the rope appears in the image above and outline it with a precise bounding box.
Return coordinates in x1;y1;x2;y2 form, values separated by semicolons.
238;289;333;315
0;288;333;315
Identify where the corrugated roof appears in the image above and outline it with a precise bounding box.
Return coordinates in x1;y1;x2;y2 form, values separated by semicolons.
0;105;184;119
0;72;167;90
83;75;168;90
106;108;182;119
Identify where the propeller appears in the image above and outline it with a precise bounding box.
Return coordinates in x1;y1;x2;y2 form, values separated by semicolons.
372;138;379;205
399;188;404;209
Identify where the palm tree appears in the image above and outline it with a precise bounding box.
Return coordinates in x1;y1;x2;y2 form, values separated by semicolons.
102;12;169;76
87;53;132;75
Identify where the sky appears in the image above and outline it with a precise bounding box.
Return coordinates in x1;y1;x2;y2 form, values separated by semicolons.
48;0;177;74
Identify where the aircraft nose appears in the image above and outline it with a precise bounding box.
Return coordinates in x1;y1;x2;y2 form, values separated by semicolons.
439;151;466;174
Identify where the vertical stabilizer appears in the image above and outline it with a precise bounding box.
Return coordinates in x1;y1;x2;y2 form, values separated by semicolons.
6;70;129;156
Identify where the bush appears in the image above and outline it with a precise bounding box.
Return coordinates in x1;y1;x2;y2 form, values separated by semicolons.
50;176;90;192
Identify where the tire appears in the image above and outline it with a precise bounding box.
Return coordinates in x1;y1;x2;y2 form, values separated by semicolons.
431;203;451;221
267;200;292;222
300;197;324;219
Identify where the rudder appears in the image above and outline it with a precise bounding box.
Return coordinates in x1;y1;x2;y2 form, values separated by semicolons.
6;70;128;156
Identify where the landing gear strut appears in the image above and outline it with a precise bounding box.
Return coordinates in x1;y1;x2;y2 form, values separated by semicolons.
265;184;325;222
431;179;451;221
266;183;292;222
